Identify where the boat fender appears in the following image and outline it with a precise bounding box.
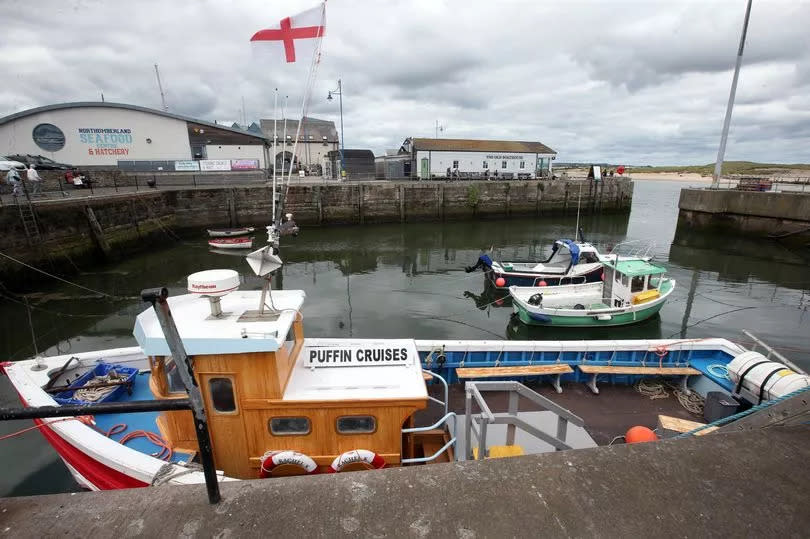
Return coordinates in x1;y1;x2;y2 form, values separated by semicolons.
574;304;585;310
327;449;386;473
259;450;320;478
528;293;543;306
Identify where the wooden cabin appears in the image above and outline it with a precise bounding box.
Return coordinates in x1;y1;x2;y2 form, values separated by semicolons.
135;288;436;479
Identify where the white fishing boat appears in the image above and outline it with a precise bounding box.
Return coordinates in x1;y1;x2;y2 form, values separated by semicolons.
510;258;675;326
206;227;255;237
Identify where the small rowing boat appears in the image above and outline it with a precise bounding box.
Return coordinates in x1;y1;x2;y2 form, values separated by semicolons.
207;237;254;249
207;227;255;237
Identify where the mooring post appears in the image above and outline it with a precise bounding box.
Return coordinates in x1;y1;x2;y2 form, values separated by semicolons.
142;287;221;504
85;206;111;258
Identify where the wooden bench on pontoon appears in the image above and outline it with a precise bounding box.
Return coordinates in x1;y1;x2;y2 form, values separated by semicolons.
456;364;574;393
577;365;701;395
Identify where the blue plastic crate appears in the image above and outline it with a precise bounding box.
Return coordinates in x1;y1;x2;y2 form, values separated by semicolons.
53;363;138;405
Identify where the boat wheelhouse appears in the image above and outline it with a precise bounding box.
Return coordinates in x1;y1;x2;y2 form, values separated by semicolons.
509;259;674;326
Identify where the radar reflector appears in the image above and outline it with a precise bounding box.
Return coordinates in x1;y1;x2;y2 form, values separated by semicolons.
246;246;283;276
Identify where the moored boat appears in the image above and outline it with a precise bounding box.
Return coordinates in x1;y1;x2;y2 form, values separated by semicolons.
509;258;675;326
207;237;254;249
207;227;255;237
466;238;654;289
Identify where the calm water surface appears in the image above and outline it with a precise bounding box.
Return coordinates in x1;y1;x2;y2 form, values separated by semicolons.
1;179;809;496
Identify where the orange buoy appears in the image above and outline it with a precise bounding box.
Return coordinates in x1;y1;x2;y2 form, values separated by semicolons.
495;277;506;287
625;426;658;444
538;280;548;287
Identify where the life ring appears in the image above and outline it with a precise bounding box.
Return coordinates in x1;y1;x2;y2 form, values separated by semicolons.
327;449;386;473
259;450;320;478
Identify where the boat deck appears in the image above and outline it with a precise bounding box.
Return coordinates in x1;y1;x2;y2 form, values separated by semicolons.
91;372;194;464
418;380;702;445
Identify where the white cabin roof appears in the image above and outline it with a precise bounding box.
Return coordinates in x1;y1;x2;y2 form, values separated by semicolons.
283;339;428;401
133;290;306;356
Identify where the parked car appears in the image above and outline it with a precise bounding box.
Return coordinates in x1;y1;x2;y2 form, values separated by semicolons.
0;156;27;171
5;154;72;170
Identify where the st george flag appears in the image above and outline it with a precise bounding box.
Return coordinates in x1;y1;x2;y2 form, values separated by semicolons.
250;4;326;65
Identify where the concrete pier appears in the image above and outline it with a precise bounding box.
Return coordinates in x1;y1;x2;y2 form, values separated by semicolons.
0;426;807;537
677;188;810;242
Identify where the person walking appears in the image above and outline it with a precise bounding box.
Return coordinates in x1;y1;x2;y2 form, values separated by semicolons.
26;164;43;196
6;167;22;197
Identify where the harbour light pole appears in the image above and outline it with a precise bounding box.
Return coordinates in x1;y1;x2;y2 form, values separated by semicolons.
712;0;753;188
327;79;345;179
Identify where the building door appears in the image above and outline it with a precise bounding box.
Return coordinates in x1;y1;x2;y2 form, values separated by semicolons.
420;158;429;179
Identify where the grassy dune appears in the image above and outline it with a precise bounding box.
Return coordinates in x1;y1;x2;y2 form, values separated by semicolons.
634;161;810;176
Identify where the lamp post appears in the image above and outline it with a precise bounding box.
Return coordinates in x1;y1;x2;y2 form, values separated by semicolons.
327;79;345;179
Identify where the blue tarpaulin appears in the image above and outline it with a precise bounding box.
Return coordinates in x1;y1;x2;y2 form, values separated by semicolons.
559;239;580;265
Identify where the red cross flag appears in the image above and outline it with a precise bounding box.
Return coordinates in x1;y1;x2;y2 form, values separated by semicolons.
250;4;326;64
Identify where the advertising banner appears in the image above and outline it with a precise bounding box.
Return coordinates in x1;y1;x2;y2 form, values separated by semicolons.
200;159;232;171
231;159;260;170
174;160;200;171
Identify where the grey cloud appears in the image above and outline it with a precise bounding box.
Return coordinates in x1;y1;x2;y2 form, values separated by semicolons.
0;0;808;164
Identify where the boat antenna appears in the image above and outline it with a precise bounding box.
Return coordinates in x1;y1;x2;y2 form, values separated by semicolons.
711;0;752;188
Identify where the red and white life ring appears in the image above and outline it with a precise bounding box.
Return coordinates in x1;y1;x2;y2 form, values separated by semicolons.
259;450;320;478
327;449;386;473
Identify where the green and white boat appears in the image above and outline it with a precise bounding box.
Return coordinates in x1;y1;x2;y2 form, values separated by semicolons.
509;259;675;327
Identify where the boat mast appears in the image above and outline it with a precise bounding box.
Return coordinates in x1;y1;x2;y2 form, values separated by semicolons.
154;64;168;112
272;88;278;224
711;0;753;188
574;181;582;240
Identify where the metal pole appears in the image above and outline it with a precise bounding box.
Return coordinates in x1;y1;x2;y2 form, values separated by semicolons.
338;79;345;179
463;385;472;461
712;0;753;188
0;399;193;421
142;287;220;504
272;88;278;221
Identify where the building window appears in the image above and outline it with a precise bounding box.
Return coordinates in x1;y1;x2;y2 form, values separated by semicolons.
269;417;311;435
308;135;314;140
520;161;525;169
501;161;507;169
336;416;376;434
322;136;328;146
452;160;459;169
483;161;488;169
208;377;236;413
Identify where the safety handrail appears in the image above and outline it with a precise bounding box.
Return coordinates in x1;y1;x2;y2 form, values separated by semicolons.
402;412;457;434
401;437;457;464
423;368;449;416
401;412;458;464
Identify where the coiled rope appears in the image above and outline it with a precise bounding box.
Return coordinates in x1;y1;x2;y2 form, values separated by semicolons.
635;378;705;415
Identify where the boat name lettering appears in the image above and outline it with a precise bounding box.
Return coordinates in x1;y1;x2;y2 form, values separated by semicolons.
307;347;409;366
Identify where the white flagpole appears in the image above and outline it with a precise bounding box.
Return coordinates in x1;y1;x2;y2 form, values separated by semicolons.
287;1;326;186
272;88;278;221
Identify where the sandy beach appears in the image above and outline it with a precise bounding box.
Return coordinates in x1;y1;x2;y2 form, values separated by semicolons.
627;172;711;182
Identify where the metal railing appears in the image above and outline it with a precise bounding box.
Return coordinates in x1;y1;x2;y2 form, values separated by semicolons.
709;177;810;192
424;368;449;417
401;412;458;464
462;381;584;461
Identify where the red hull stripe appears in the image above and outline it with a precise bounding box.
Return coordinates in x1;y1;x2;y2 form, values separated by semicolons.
35;419;149;490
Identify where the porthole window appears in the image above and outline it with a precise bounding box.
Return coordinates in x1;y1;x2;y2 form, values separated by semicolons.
336;416;376;434
270;417;311;435
208;377;236;413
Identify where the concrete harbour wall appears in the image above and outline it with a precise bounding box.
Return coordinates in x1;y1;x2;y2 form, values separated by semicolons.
0;179;632;289
677;188;810;241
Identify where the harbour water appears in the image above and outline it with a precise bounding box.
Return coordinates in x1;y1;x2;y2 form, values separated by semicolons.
1;179;809;497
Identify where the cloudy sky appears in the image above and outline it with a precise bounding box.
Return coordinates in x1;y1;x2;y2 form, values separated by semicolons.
1;0;808;164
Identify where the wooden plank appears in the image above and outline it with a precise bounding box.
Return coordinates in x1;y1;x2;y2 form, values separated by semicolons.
578;365;700;375
456;365;573;379
657;414;718;437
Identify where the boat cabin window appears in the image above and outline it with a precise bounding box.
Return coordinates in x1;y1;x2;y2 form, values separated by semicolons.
621;274;629;287
631;275;645;293
648;273;662;289
336;416;376;434
269;417;311;436
614;269;621;283
164;356;186;394
208;377;236;413
580;251;598;264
